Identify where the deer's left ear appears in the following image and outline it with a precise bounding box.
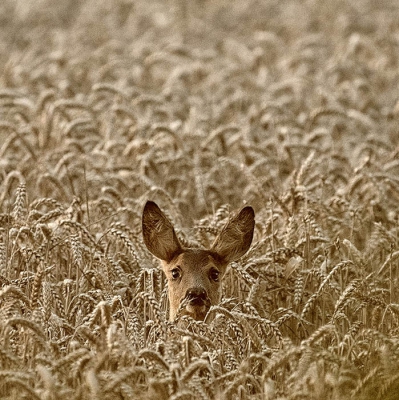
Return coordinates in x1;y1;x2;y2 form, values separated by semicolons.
142;201;182;262
210;206;255;264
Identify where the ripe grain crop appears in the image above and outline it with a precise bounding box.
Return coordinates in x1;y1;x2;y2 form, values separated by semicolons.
1;0;399;398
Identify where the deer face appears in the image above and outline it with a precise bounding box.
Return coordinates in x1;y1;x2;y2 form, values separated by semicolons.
142;201;255;321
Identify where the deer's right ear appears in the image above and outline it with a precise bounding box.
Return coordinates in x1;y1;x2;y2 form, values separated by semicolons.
142;201;182;262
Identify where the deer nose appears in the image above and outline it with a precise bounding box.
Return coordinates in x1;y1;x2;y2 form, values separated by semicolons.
186;287;207;303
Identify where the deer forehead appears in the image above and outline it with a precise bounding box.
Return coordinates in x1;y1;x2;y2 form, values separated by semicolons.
162;249;221;274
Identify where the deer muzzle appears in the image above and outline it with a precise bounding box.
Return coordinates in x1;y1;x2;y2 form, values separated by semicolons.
183;287;211;319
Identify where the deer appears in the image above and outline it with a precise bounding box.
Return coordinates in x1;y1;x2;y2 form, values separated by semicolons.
142;201;255;321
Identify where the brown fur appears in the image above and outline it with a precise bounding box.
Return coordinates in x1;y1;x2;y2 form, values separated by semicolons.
142;201;255;321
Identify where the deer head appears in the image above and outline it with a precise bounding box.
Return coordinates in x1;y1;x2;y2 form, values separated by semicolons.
142;201;255;321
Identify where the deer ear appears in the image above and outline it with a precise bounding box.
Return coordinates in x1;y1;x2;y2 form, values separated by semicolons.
142;201;182;262
210;206;255;264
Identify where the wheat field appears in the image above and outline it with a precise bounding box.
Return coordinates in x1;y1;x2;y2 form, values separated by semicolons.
1;0;399;398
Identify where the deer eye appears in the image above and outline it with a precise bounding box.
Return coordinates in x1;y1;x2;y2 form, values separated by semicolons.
171;268;181;280
209;268;220;282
